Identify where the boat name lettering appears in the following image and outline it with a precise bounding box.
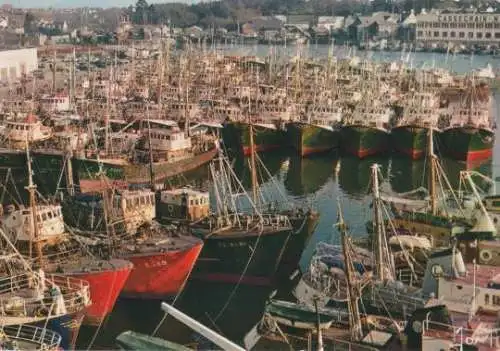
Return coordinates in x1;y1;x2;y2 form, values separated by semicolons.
144;260;168;268
218;241;248;248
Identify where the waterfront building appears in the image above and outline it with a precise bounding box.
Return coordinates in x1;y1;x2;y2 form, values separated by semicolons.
415;11;500;44
0;47;37;83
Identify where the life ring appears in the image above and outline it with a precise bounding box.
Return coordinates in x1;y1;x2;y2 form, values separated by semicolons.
167;205;174;213
480;249;493;263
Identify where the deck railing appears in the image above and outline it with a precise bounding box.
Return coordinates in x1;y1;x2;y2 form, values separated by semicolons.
2;324;62;350
0;272;90;318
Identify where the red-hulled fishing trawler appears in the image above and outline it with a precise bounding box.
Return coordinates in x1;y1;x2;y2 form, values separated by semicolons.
61;186;203;299
0;146;133;326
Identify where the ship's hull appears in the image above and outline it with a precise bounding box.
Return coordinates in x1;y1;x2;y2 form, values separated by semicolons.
439;126;494;162
0;149;27;168
119;241;203;299
277;211;320;279
191;227;294;286
63;261;133;326
44;312;84;350
191;212;316;286
222;121;284;156
287;122;339;156
391;126;432;160
73;147;218;192
340;126;389;158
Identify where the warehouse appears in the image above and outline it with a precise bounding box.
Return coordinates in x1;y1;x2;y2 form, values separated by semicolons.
0;47;37;83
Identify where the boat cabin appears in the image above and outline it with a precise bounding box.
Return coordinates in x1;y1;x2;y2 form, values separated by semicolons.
141;120;192;154
114;190;156;233
351;105;392;130
4;114;52;143
40;94;70;112
159;188;209;221
1;204;66;243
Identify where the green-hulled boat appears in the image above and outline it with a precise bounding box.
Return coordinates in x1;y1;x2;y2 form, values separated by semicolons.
391;92;440;159
222;121;285;156
340;103;392;158
288;123;339;156
287;104;343;156
264;299;335;330
116;331;192;351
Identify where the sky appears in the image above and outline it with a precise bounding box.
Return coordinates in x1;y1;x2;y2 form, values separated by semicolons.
15;0;200;8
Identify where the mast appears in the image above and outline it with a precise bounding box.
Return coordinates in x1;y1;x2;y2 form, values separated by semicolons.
338;202;363;341
51;48;56;94
105;64;113;155
25;142;43;267
249;124;258;205
146;116;155;191
371;164;385;281
428;128;437;215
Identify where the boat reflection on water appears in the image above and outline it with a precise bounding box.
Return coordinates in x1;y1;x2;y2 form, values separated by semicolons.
390;156;428;194
284;154;338;196
390;155;493;194
440;156;493;190
232;151;289;190
337;155;389;199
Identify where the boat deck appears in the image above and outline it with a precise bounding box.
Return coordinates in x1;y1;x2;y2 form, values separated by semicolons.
257;326;402;350
446;263;500;287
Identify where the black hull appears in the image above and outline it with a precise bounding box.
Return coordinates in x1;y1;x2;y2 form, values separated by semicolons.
191;213;317;286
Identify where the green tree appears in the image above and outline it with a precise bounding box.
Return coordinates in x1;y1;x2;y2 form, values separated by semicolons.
134;0;149;24
24;12;36;34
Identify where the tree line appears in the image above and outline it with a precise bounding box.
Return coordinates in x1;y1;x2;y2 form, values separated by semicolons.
127;0;443;29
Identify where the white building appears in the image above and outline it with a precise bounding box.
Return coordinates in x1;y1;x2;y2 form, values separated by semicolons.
416;12;500;44
0;48;37;83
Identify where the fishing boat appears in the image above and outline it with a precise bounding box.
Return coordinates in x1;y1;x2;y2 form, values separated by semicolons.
263;299;338;330
116;331;191;351
287;103;342;157
340;100;392;158
391;91;440;159
61;185;204;300
386;131;496;248
222;119;284;156
415;247;500;350
73;119;218;191
0;145;133;326
248;204;403;350
0;114;53;168
0;324;62;351
439;82;495;162
0;247;90;350
189;126;317;285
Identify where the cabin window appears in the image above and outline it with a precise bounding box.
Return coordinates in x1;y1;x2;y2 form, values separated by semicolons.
485;294;490;305
140;197;145;205
42;213;47;221
190;200;194;206
48;212;53;219
492;201;500;207
493;296;500;305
